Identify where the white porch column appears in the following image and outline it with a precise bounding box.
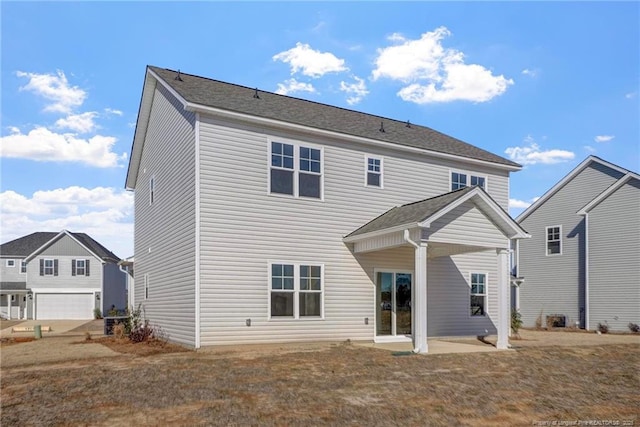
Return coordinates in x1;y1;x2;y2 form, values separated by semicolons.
7;294;12;320
414;243;428;354
496;248;510;349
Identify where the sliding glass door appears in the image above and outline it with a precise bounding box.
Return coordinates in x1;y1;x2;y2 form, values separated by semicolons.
376;272;412;337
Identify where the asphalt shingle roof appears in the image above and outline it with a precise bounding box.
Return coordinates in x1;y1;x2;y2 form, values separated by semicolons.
148;66;520;168
346;186;476;237
0;232;120;262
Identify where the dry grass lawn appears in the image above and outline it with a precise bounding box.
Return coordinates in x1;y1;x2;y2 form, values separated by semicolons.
1;338;638;426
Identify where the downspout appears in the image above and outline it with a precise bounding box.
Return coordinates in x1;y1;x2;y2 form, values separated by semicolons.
403;230;421;354
584;213;589;330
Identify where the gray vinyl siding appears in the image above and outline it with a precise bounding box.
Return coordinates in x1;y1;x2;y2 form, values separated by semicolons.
39;234;94;257
517;162;625;328
103;263;128;313
197;115;510;345
27;256;102;290
587;178;640;331
133;84;197;347
426;200;509;249
1;257;26;283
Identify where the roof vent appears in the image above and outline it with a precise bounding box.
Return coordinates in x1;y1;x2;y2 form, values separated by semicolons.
379;121;385;133
253;87;260;99
174;70;183;81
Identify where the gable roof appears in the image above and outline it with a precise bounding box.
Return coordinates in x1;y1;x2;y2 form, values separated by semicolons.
1;230;120;262
516;156;633;223
345;186;529;241
577;171;640;215
127;65;521;189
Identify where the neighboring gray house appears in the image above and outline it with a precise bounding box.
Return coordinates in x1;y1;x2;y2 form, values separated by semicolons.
514;156;639;331
125;66;529;351
0;230;127;320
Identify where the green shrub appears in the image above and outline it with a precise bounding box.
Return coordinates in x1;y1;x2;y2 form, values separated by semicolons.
93;308;102;319
511;309;523;335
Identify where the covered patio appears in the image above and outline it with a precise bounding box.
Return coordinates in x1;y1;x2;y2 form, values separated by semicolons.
344;186;529;353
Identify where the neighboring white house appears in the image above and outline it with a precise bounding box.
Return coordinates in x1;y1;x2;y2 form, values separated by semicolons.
125;66;529;352
0;230;127;320
514;156;640;332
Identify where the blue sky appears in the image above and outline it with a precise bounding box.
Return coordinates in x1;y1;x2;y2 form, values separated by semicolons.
1;2;638;258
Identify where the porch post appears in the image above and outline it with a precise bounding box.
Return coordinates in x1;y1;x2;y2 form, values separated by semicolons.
496;248;510;349
7;294;12;320
414;243;428;353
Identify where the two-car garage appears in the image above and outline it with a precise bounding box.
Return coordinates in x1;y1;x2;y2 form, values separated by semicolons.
35;293;95;320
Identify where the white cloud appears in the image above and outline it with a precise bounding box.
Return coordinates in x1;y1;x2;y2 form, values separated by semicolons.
509;198;535;209
625;92;637;99
521;68;539;77
273;42;348;78
275;79;317;96
55;112;99;133
340;76;369;105
372;27;513;104
0;127;126;168
0;187;134;257
16;70;86;114
584;145;597;153
505;136;575;165
104;108;123;116
594;135;614;143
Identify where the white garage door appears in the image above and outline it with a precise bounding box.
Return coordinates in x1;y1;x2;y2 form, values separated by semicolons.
36;293;94;320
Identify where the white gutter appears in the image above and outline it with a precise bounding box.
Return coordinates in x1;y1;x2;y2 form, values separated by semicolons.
583;213;590;330
403;230;424;354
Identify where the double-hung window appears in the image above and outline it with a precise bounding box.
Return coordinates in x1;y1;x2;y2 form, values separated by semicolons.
6;259;15;267
451;171;486;191
365;155;383;188
20;261;27;274
41;259;57;276
72;259;90;276
470;273;487;316
270;263;323;318
270;141;322;199
546;226;561;255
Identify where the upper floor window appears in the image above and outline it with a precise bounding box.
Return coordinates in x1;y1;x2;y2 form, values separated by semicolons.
6;259;15;267
270;141;322;199
40;259;58;276
20;261;27;274
72;259;90;276
270;263;323;318
451;171;486;191
365;155;383;188
470;273;487;316
149;176;155;205
546;226;562;255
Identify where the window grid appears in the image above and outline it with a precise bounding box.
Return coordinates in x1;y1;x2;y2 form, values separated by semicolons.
269;141;322;199
76;259;86;276
6;259;15;267
451;171;486;191
546;226;561;255
452;172;467;190
44;259;54;276
470;273;487;317
270;263;323;319
20;261;27;274
366;156;383;188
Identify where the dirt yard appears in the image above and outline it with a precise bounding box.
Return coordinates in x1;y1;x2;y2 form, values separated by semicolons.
1;332;638;426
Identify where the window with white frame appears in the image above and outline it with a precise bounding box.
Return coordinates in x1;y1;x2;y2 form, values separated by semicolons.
149;176;155;205
72;259;89;276
270;141;322;199
144;274;149;299
546;226;561;255
451;171;486;190
270;263;323;318
6;259;15;267
470;273;487;316
365;156;383;187
20;261;27;274
43;259;55;276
